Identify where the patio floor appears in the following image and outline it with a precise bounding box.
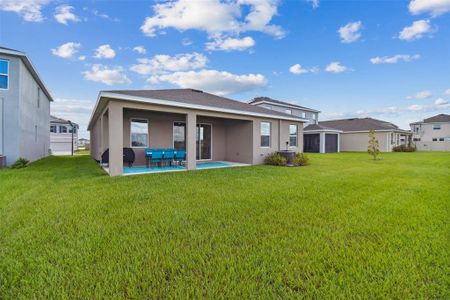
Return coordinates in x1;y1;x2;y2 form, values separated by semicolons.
122;161;249;175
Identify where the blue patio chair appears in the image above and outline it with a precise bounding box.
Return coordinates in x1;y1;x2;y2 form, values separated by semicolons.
174;150;186;166
145;148;163;168
162;148;175;166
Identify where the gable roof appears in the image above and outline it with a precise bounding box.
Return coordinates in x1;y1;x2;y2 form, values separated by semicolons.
423;114;450;123
249;96;320;113
0;46;54;101
88;89;308;129
304;123;342;132
318;117;405;132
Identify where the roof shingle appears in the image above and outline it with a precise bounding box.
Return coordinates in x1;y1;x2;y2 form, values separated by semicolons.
423;114;450;123
318;117;401;132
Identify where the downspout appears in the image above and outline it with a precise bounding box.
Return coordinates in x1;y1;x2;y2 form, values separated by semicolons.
278;119;282;151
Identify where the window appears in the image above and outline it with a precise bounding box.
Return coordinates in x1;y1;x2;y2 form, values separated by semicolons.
173;121;186;150
69;127;77;134
439;138;444;142
59;125;67;133
260;122;271;147
0;59;8;89
285;109;292;115
131;119;148;147
432;138;437;142
50;125;57;133
447;137;450;142
433;124;441;130
397;134;399;145
391;133;394;144
37;87;41;108
312;113;317;120
413;138;420;142
289;124;298;147
414;126;419;133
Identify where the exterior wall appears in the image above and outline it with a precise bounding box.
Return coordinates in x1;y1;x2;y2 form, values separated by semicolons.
252;119;303;164
0;55;20;166
88;99;305;173
18;58;50;163
340;132;391;152
411;122;450;151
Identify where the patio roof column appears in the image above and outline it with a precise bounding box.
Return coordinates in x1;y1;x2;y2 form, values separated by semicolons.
186;112;197;170
108;102;123;176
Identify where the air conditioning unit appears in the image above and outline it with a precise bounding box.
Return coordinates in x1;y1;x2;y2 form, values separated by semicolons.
0;155;5;168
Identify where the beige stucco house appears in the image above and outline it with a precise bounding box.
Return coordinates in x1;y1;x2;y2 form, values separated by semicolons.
307;117;411;152
410;114;450;151
88;89;307;176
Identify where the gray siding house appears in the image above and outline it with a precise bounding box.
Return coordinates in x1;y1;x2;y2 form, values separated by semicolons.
0;47;53;167
410;114;450;151
88;89;307;176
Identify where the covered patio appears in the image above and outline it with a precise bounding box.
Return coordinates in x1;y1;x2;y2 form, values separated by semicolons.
92;101;255;176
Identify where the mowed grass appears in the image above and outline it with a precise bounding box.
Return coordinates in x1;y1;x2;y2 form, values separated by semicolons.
0;153;449;298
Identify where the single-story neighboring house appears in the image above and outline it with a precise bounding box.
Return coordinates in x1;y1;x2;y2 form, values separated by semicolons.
0;47;53;167
410;114;450;151
303;124;343;153
305;117;411;152
50;115;78;155
87;89;307;176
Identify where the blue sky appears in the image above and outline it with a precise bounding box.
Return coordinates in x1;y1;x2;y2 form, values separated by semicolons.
1;0;449;138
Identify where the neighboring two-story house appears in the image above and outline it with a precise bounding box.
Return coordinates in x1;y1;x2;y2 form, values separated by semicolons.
0;47;53;167
249;96;341;152
249;97;319;125
50;116;79;155
410;114;450;151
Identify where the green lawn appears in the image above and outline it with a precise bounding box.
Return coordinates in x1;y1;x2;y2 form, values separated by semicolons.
0;153;449;298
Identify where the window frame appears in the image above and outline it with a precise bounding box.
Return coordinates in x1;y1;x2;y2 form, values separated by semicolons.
130;118;149;148
433;124;441;130
59;125;68;133
260;121;271;148
50;125;57;133
172;121;186;150
0;59;9;90
289;124;298;147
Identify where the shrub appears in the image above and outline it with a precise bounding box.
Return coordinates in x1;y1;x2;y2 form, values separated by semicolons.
393;145;416;152
293;153;309;166
264;153;287;166
367;129;380;160
11;157;29;169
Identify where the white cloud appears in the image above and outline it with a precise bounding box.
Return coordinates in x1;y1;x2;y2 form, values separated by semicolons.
206;36;255;51
370;54;420;64
445;89;450;95
92;9;120;22
51;42;81;59
409;0;450;17
51;98;94;138
78;55;86;61
406;90;433;99
133;46;147;55
289;64;318;74
149;69;267;95
338;21;362;43
94;44;116;59
54;5;80;25
130;52;207;75
307;0;319;9
408;104;424;111
182;38;193;46
399;19;434;41
435;97;449;106
325;62;348;73
83;64;131;85
140;0;285;38
0;0;50;22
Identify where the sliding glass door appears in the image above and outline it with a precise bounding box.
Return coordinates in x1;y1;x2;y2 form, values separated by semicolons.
173;122;212;160
196;124;212;160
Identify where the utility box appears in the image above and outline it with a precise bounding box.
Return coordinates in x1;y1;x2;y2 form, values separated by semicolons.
0;155;5;168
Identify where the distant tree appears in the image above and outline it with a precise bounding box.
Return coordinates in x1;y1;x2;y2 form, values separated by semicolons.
368;129;380;160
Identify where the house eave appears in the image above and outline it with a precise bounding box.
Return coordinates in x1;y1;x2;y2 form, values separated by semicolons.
250;100;321;113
